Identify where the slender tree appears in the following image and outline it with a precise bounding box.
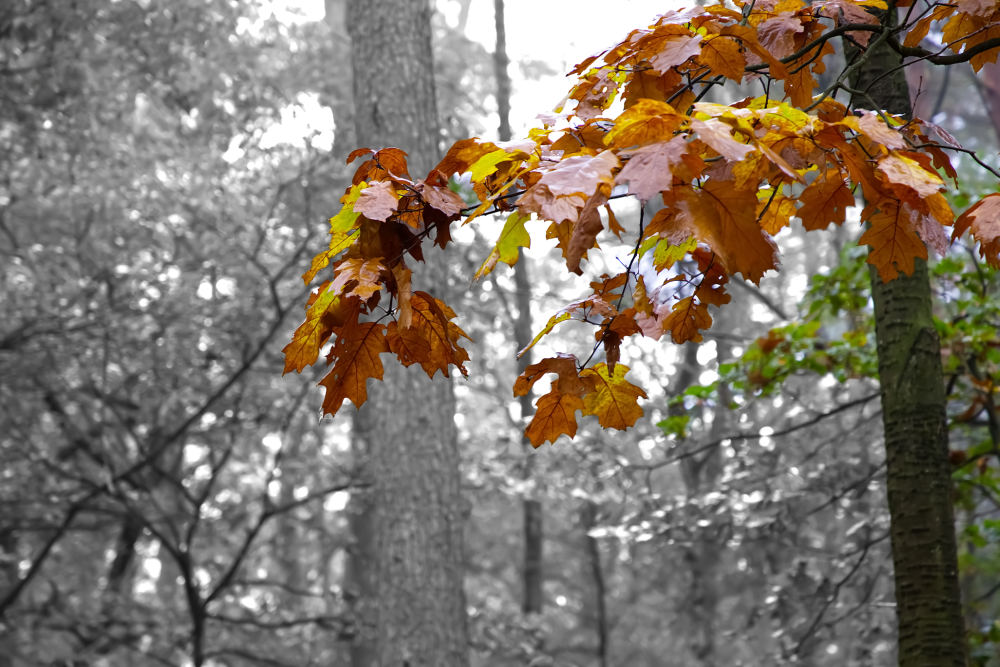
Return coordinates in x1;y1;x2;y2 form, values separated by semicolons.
492;0;545;617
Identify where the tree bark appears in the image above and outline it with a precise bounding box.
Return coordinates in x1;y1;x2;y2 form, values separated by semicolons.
345;1;469;665
492;0;544;618
849;7;968;664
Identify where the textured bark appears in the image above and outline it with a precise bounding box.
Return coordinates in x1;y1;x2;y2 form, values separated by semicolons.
849;8;967;664
345;1;469;665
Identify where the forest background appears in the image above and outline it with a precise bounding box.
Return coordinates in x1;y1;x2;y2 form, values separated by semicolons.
2;0;1000;666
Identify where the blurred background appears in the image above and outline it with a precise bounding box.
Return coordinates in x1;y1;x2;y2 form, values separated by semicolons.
2;0;1000;665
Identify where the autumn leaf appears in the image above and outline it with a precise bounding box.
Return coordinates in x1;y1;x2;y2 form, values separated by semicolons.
417;176;466;217
579;362;647;430
758;191;798;235
615;136;693;202
475;210;531;279
664;295;713;344
283;282;341;374
859;201;928;281
797;169;855;231
537;151;619;197
855;111;907;150
604;99;684;148
514;353;586;397
354;181;399;221
690;181;779;284
519;311;573;359
302;184;365;284
331;258;385;300
386;321;431;368
566;194;607;274
646;31;703;74
469;148;515;182
953;193;1000;268
525;390;585;447
318;321;388;414
409;291;471;378
697;35;746;81
691;118;755;162
878;153;944;199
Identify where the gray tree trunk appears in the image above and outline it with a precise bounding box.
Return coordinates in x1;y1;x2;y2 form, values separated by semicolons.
849;8;967;664
345;1;469;665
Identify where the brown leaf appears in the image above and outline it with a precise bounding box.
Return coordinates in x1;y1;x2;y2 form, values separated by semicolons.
525;390;584;446
797;169;855;231
859;200;928;281
409;291;471;378
354;181;399;222
615;136;692;202
318;321;388;414
953;193;1000;267
331;258;385;300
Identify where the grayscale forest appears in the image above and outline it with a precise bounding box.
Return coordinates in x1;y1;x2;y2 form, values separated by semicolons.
3;1;1000;666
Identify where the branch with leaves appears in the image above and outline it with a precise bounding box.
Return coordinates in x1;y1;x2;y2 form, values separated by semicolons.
284;0;1000;446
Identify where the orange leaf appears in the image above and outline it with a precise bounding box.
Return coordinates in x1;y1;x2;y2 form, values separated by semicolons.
697;35;746;81
567;193;608;274
953;193;1000;268
604;99;684;148
859;201;928;281
514;353;586;397
647;32;704;74
579;362;648;430
664;295;713;344
797;169;855;231
386;321;431;368
318;321;388;414
877;153;944;198
525;390;585;447
283;283;341;374
691;118;755;162
692;181;779;284
409;291;471;378
856;111;907;150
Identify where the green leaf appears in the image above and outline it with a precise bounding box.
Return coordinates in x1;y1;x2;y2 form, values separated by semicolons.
475;211;531;279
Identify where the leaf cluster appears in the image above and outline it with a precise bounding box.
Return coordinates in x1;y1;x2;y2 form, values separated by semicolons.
286;0;1000;445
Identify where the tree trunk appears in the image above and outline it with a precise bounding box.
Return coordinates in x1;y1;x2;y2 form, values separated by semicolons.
849;8;967;664
345;1;469;665
493;0;544;618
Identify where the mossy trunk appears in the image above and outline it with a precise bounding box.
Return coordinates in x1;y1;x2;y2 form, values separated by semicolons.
849;6;967;664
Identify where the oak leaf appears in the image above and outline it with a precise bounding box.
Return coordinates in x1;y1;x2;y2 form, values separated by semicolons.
859;201;928;281
615;136;693;202
476;210;531;279
409;291;471;378
953;193;1000;267
526;390;585;447
579;362;647;430
664;295;713;343
604;99;684;148
797;170;855;231
691;118;755;162
354;181;399;221
318;321;388;414
331;258;385;300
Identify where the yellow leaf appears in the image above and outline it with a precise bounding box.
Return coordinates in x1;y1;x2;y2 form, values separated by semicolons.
579;363;647;430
